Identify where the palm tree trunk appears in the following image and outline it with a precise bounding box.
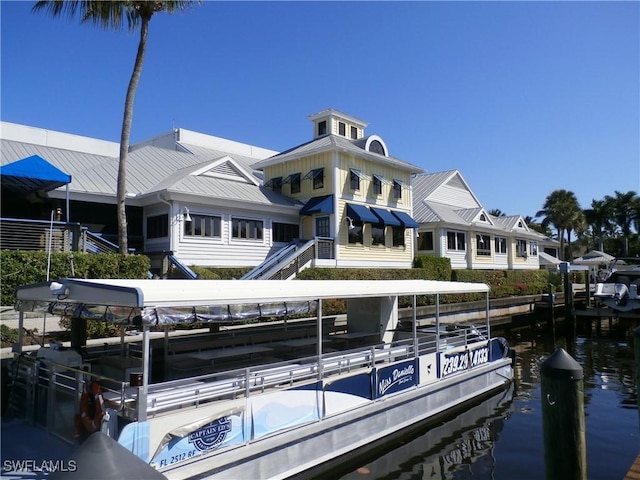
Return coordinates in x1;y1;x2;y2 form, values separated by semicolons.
117;15;150;254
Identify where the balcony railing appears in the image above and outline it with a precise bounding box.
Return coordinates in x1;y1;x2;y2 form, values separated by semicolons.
0;218;119;254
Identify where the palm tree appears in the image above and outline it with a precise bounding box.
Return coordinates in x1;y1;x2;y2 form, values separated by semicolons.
488;209;506;217
32;0;200;253
535;189;583;260
605;190;639;256
583;199;613;251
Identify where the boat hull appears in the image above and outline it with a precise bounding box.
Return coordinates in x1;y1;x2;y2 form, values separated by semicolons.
163;357;513;480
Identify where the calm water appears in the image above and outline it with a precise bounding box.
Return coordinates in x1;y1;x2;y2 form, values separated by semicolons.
334;320;640;480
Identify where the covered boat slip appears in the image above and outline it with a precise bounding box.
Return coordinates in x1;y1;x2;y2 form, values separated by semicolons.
10;279;509;477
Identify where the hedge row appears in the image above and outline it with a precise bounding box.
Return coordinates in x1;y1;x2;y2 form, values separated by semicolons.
1;251;150;306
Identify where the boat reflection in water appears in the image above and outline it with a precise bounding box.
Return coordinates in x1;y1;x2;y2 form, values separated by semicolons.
335;383;514;480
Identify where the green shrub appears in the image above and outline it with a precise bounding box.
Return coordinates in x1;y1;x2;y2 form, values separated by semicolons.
0;325;18;346
0;251;150;306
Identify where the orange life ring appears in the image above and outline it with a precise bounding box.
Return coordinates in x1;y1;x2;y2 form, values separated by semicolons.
79;380;105;435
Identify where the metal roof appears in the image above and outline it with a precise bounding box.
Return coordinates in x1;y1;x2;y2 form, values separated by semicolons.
253;135;424;174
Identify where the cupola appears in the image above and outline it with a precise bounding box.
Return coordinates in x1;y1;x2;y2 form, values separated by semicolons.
308;109;368;140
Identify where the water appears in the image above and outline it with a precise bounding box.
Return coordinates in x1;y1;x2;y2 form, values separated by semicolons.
334;320;640;480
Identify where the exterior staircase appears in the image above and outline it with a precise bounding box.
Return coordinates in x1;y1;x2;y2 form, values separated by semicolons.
241;238;334;280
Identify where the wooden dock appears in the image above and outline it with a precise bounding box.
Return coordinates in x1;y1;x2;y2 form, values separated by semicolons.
625;452;640;479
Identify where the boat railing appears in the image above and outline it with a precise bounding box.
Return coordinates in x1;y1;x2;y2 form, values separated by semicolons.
143;339;418;418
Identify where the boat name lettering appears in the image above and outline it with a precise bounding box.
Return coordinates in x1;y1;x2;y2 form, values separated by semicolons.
188;417;232;452
378;364;415;396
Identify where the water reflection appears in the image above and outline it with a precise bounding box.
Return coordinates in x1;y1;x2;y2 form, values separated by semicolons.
335;384;513;480
333;320;639;480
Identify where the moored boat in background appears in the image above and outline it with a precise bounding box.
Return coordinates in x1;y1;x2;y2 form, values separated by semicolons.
594;257;640;312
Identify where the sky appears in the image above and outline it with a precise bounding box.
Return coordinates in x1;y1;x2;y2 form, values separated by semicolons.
1;1;638;219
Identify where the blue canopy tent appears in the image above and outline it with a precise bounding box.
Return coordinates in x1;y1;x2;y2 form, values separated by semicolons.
1;155;72;220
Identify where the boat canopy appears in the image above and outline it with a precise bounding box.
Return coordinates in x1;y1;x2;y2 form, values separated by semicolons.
15;279;489;325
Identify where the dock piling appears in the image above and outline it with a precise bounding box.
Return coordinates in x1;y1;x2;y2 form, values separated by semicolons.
541;347;586;480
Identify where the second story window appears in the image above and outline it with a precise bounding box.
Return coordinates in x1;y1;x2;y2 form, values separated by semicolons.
350;169;361;191
393;180;402;199
338;122;346;136
373;175;383;196
351;126;358;139
304;167;324;190
288;172;301;194
266;176;282;193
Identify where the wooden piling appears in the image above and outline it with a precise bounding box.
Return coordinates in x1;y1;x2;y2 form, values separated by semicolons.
541;347;586;480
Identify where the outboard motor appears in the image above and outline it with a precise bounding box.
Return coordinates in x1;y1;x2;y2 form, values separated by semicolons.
614;283;629;306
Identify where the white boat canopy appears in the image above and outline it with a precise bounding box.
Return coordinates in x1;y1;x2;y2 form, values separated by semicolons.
15;278;489;325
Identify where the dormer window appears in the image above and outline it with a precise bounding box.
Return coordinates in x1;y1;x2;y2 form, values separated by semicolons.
369;140;385;155
317;121;327;137
351;126;358;139
338;122;346;136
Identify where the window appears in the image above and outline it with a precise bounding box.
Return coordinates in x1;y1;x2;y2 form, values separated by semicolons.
316;216;330;237
392;226;405;247
529;240;538;256
338;122;346;136
351;126;358;139
393;180;402;199
495;236;507;254
273;222;299;243
418;231;434;250
476;234;491;256
185;214;221;238
303;167;324;190
348;220;364;245
146;214;168;239
318;121;327;136
350;169;361;191
373;175;383;195
232;218;263;240
372;223;385;246
369;140;385;155
268;177;282;193
516;239;527;258
447;231;466;251
289;172;301;194
312;168;324;189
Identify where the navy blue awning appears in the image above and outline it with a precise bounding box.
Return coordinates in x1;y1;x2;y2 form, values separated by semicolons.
392;211;420;228
346;203;378;224
300;195;333;215
370;207;402;226
1;155;71;194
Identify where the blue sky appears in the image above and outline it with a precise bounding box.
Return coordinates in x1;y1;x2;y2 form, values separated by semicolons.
1;1;638;219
